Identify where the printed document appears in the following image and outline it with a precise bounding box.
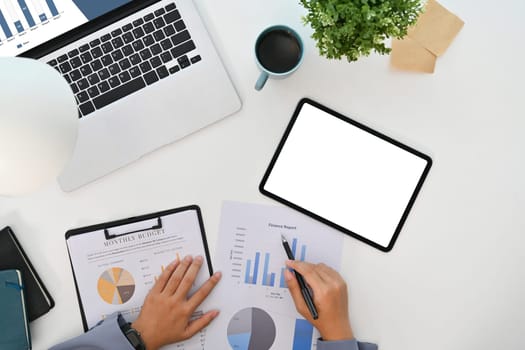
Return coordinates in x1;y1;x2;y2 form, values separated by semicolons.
67;208;210;350
203;201;344;350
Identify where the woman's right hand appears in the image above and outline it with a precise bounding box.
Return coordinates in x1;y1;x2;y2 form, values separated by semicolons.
285;260;354;341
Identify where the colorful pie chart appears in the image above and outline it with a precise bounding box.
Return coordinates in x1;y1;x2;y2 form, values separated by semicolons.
97;267;135;305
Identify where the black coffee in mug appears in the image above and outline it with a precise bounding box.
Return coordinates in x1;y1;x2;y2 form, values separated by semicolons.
256;29;302;74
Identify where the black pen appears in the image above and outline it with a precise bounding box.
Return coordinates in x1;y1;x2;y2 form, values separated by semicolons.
281;234;318;320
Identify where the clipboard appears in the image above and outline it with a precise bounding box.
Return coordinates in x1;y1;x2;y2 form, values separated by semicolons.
65;205;213;331
260;98;432;252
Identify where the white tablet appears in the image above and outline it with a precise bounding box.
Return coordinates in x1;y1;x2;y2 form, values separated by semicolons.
260;99;432;252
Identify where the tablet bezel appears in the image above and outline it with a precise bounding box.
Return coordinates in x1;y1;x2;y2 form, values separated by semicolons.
259;98;432;252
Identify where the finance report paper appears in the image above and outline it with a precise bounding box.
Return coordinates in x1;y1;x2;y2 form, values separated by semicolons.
66;207;211;350
202;201;344;350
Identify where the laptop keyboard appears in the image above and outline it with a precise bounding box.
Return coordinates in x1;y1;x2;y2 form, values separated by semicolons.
46;2;201;118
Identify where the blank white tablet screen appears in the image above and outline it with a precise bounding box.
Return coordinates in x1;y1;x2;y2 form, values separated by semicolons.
263;102;429;249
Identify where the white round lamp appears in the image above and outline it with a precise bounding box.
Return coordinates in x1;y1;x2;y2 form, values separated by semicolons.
0;57;78;196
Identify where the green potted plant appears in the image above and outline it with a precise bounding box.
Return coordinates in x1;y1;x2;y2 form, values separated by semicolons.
300;0;423;61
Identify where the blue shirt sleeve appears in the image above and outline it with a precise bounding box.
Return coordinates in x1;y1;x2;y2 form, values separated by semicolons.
50;313;378;350
49;313;134;350
317;338;378;350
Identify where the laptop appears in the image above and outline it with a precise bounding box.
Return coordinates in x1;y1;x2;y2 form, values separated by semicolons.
2;0;241;191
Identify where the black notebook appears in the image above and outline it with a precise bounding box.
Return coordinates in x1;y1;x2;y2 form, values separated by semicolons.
0;227;54;321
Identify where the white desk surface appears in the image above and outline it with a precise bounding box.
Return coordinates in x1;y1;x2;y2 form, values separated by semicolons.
2;0;524;349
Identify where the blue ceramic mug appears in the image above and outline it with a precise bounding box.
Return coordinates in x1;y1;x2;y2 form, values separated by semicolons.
254;25;304;91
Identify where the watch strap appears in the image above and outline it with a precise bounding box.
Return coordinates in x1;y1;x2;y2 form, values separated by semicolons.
118;315;146;350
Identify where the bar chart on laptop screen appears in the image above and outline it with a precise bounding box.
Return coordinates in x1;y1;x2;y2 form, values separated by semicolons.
0;0;66;54
0;0;91;56
0;0;131;55
0;0;61;36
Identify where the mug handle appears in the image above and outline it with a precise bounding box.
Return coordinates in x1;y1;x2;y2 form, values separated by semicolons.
255;72;269;91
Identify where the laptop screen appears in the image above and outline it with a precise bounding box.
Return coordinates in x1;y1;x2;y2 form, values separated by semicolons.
0;0;132;56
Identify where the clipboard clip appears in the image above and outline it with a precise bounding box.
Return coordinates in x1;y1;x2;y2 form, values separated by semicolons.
104;217;163;240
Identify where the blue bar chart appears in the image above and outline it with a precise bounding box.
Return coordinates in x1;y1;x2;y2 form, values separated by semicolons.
0;0;23;35
18;0;35;27
244;252;260;284
262;253;276;287
45;0;58;17
0;0;60;39
14;19;23;32
0;0;89;56
292;319;314;350
0;9;12;38
244;238;308;288
28;0;48;22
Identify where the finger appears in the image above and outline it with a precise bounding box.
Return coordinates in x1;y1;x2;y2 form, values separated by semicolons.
284;269;311;320
152;259;180;294
164;255;193;295
184;310;220;339
286;260;324;289
187;271;222;310
174;255;205;299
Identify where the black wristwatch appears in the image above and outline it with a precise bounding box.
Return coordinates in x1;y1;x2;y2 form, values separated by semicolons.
118;315;146;350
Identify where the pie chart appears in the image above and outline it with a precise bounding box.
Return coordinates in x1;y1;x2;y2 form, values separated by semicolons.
227;307;276;350
97;267;135;305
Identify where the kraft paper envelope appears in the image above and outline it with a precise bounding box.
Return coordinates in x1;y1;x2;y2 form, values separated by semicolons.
391;37;437;73
408;0;464;56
